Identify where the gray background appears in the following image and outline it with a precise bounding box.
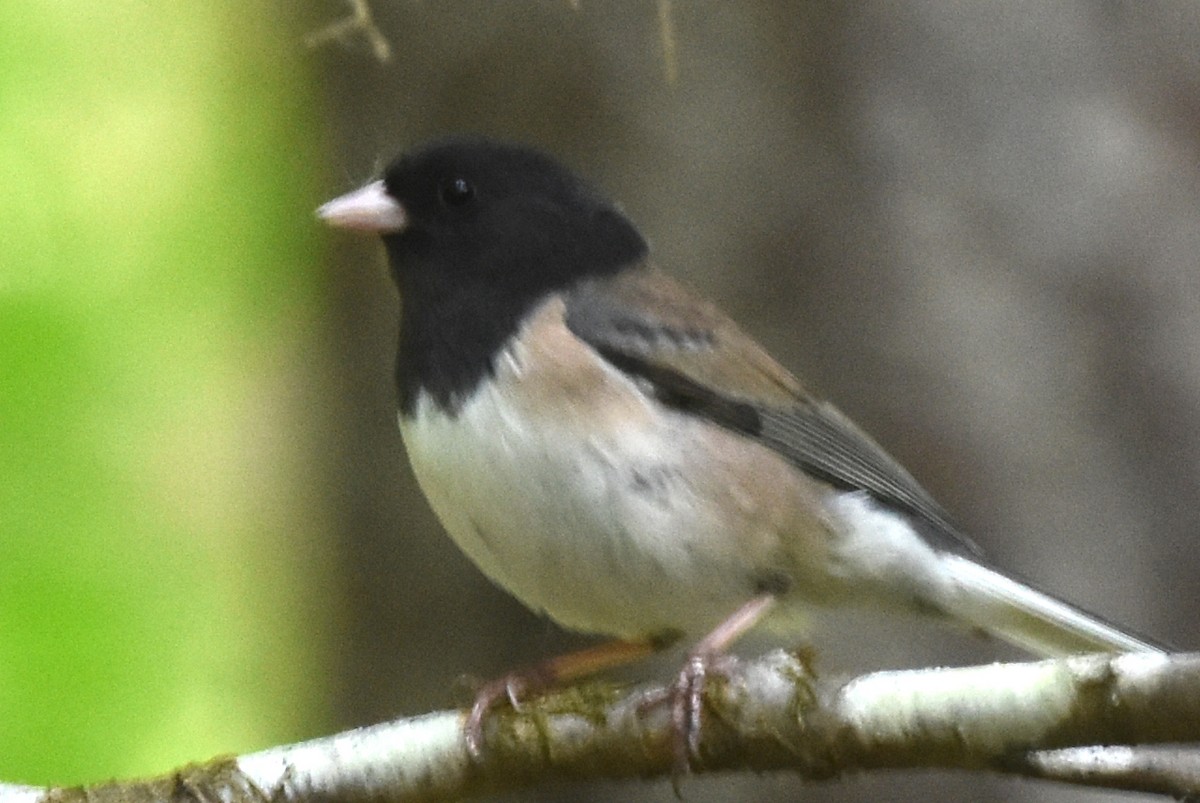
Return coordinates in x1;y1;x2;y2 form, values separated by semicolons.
310;3;1200;800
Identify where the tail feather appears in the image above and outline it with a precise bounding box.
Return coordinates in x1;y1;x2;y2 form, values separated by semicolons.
939;554;1166;656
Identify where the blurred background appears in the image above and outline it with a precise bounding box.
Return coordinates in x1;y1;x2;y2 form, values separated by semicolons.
3;2;1199;801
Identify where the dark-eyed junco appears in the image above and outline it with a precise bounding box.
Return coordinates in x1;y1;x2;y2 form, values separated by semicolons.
318;136;1164;764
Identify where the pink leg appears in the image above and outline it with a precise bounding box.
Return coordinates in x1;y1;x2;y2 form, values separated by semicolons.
670;594;776;772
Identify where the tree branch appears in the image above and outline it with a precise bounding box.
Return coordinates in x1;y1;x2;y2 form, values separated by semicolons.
305;0;391;62
4;651;1198;801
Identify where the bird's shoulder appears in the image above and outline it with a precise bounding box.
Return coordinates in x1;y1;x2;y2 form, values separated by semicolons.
563;264;808;409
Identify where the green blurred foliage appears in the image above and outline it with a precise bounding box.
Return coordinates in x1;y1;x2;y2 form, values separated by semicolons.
0;3;332;785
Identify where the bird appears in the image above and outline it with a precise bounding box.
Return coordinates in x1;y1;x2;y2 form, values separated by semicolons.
317;136;1165;766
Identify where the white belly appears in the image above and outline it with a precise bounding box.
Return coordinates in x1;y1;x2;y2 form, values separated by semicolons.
401;384;752;639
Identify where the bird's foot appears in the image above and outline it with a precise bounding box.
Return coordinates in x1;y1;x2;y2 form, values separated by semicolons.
463;636;664;760
669;648;739;772
464;667;548;759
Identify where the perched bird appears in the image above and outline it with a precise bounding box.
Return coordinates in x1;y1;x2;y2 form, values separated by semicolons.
318;136;1164;764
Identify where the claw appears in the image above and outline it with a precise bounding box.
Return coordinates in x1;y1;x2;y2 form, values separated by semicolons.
465;675;514;759
505;676;527;711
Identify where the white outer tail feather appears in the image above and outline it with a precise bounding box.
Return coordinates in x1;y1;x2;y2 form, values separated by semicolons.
940;553;1165;656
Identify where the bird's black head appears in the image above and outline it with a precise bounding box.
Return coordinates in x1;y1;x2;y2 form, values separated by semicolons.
319;137;648;414
379;137;647;300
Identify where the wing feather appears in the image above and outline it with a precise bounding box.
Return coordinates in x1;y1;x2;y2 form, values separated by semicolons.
564;265;978;556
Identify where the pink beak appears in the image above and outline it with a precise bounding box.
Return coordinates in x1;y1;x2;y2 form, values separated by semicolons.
317;180;407;233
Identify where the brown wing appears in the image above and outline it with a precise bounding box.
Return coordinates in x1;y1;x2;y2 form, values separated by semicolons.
564;265;979;556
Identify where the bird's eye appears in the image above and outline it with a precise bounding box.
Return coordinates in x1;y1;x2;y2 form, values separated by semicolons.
439;177;475;207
